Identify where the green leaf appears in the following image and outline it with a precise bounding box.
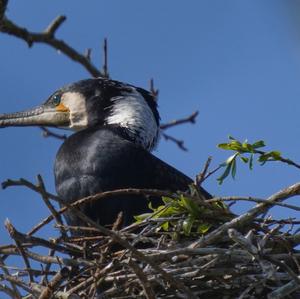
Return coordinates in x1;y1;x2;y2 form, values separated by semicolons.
270;151;281;160
231;157;237;179
134;213;151;222
252;140;265;149
229;141;243;151
240;156;249;163
197;223;211;234
162;196;174;204
217;162;232;185
179;195;201;216
161;221;169;231
249;154;253;170
218;143;232;150
182;215;195;236
241;142;254;152
226;153;238;164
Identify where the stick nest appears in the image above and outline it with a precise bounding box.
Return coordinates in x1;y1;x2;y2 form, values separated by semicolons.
1;180;300;299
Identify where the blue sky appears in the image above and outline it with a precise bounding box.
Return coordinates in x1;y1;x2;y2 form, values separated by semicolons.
1;1;300;244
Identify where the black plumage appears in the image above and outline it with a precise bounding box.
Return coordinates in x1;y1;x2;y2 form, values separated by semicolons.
0;78;211;229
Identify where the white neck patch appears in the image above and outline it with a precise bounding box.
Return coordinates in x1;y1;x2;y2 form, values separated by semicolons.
105;88;159;150
62;92;88;131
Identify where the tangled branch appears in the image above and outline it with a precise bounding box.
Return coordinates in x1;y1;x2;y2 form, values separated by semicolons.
0;177;300;298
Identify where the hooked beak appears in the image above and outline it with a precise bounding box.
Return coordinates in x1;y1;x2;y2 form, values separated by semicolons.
0;104;70;128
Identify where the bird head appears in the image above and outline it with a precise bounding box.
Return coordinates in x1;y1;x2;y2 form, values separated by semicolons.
0;78;160;150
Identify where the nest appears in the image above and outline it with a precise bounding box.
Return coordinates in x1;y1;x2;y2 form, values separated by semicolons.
1;178;300;299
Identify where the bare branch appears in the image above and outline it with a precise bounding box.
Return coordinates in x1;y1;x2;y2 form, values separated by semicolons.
40;127;67;140
160;111;198;130
196;156;212;186
44;15;66;37
0;17;102;77
0;0;8;23
102;38;109;78
161;132;188;151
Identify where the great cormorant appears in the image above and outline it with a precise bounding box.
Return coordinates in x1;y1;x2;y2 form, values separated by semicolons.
0;78;211;229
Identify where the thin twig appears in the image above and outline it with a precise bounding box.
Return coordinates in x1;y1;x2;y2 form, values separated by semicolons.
190;182;300;248
196;156;212;186
4;220;34;283
40;127;67;140
0;17;102;77
0;255;22;299
36;174;67;238
161;132;188;151
160;111;198;130
128;259;156;299
102;38;109;78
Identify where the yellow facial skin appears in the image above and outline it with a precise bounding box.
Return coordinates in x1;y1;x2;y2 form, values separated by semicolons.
55;103;69;112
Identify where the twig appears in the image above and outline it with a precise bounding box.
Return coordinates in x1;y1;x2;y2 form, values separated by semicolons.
202;164;223;181
0;16;102;77
254;149;300;170
160;111;198;130
149;78;159;100
161;132;188;151
0;255;22;299
208;196;300;212
4;220;79;256
190;182;300;248
268;275;300;299
36;174;67;238
40;127;67;141
102;38;109;78
196;156;212;186
4;220;34;283
64;204;199;299
38;267;70;299
128;259;156;299
0;0;8;23
44;15;66;37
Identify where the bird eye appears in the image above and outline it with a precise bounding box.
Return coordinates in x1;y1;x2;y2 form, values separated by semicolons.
52;95;61;106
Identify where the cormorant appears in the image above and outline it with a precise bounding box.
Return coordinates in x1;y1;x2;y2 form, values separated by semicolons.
0;78;211;229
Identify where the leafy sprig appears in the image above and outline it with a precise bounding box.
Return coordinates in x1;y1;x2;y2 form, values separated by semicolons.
217;136;300;184
135;188;228;237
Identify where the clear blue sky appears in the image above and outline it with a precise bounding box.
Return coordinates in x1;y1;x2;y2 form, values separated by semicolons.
1;1;300;244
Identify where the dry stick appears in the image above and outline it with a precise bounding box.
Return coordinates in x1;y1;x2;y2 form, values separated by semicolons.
160;111;199;130
36;174;67;238
40;248;56;285
0;246;93;267
264;255;300;286
190;182;300;249
2;178;228;234
0;0;8;22
40;126;67;141
0;284;16;298
268;275;300;299
31;283;81;299
4;221;34;283
128;259;156;299
161;132;188;151
4;220;79;256
0;17;102;77
2;274;36;296
38;267;70;299
208;196;300;212
254;149;300;170
196;156;212;186
102;38;109;78
149;78;159;100
0;255;22;299
63;204;198;299
67;261;114;295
